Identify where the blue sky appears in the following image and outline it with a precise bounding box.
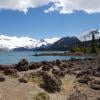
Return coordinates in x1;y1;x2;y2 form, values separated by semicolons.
0;0;100;39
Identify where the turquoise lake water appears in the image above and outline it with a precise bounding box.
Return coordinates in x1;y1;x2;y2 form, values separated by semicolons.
0;51;84;64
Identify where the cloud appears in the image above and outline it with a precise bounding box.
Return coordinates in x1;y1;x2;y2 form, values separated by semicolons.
0;0;49;14
0;34;60;49
45;0;100;14
0;0;100;14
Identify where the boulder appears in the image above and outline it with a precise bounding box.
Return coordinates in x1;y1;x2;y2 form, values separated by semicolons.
16;59;29;71
41;61;48;65
58;71;66;77
42;65;51;71
94;72;100;77
52;68;59;75
97;96;100;100
76;70;92;78
56;59;61;66
0;64;15;71
34;92;50;100
59;62;73;71
77;75;91;84
4;69;18;77
66;69;73;75
19;74;28;83
97;66;100;73
50;61;56;66
52;68;66;77
19;77;28;83
0;76;5;82
59;65;66;71
42;72;62;93
29;62;41;70
89;80;100;90
68;90;87;100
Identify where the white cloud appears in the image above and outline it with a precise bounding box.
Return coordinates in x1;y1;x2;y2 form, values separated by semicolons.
0;0;100;14
45;0;100;14
0;34;60;49
0;0;49;14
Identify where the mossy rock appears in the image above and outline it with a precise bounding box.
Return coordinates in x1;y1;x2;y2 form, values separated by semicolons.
90;80;100;90
42;65;51;71
4;69;19;78
0;76;5;82
77;75;91;84
42;72;62;93
68;90;87;100
56;59;61;65
29;63;41;70
16;59;29;71
19;75;28;83
34;92;49;100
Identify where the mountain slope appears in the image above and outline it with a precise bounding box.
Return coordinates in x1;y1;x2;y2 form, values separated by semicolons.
35;36;81;51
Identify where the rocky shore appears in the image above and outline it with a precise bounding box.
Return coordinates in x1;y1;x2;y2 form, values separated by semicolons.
0;57;100;100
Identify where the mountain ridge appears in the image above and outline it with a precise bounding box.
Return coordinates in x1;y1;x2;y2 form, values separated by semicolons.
35;36;81;51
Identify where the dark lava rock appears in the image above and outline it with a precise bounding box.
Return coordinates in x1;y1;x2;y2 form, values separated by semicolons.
42;72;62;93
68;90;88;100
42;65;51;71
0;76;5;82
0;64;15;71
77;75;91;84
4;69;18;77
52;68;59;75
59;63;67;71
56;59;61;65
19;77;28;83
89;80;100;90
50;61;56;66
93;67;100;77
94;72;100;77
29;62;41;70
66;69;73;75
52;68;66;77
97;66;100;72
57;71;66;77
41;61;48;65
59;62;73;71
76;70;92;78
19;74;29;83
97;96;100;100
16;59;29;71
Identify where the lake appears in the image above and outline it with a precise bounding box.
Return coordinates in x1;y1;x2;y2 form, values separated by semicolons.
0;51;85;64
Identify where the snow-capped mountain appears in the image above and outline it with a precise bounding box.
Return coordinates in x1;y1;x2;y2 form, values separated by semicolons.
0;34;60;50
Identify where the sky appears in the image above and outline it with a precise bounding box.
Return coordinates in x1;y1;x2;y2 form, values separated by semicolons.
0;0;100;39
